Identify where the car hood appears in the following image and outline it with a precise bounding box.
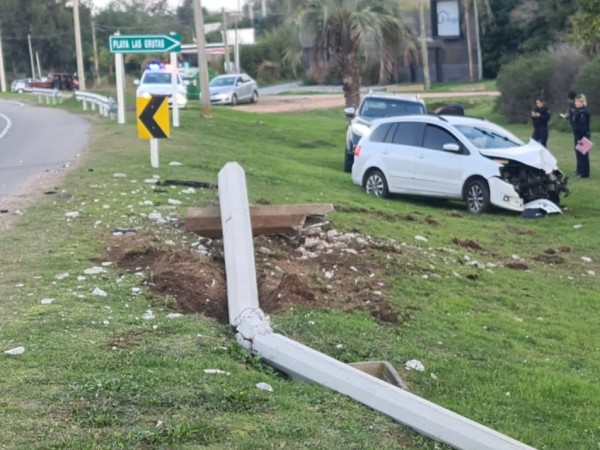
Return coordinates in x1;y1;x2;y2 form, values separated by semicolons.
479;139;558;173
209;86;234;95
136;85;186;96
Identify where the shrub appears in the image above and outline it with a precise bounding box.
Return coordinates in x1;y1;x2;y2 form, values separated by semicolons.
256;61;281;84
495;52;555;123
547;46;588;115
572;55;600;116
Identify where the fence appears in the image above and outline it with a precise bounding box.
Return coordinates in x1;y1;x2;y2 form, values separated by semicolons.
31;88;61;105
74;91;118;119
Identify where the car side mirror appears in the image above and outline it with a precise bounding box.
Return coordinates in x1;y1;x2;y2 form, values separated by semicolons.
344;107;356;118
133;79;140;85
443;143;461;152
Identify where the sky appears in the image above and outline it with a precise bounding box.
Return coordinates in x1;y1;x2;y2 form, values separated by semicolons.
91;0;243;13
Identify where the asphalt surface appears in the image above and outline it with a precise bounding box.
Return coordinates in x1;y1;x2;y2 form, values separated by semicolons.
0;99;90;203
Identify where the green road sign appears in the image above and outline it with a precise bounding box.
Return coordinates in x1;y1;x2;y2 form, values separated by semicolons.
109;34;181;53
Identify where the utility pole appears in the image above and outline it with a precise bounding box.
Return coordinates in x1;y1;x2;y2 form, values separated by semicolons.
247;0;254;22
0;27;6;92
28;34;35;79
35;51;42;79
418;0;431;90
92;19;100;86
234;0;240;72
261;0;266;17
222;8;231;72
73;0;86;90
193;0;212;118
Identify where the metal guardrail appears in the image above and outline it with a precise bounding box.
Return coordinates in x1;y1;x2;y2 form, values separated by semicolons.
31;88;61;105
74;90;118;119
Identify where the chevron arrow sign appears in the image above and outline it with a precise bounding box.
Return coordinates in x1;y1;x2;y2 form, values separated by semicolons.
137;95;170;139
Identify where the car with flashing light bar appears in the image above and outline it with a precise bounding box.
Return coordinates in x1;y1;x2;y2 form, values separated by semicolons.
134;62;188;109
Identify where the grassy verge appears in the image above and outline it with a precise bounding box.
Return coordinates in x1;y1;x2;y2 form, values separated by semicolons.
0;93;599;449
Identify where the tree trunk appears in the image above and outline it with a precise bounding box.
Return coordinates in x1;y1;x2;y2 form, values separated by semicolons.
418;0;431;90
340;50;361;108
465;1;474;82
474;0;483;80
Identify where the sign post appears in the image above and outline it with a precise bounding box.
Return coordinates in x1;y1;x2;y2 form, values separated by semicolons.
137;95;170;168
109;33;182;127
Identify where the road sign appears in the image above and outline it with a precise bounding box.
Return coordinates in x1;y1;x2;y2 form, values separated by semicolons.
109;34;181;53
137;95;170;139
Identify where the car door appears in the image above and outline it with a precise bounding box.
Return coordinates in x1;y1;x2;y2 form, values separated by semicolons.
379;121;425;193
239;75;252;101
412;124;465;197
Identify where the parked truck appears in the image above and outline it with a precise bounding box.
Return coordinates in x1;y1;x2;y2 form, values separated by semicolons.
30;73;79;90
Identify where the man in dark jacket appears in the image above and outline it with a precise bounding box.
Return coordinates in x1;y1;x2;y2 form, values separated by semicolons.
531;97;550;146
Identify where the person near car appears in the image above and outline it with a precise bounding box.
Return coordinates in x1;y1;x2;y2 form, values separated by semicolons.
572;94;591;178
560;91;577;129
531;97;550;147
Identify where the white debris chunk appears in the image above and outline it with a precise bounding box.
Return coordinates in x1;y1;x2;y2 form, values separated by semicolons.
143;310;155;320
204;369;231;376
181;187;196;195
169;161;183;166
65;211;80;218
54;272;69;280
581;256;592;263
144;178;159;184
256;382;274;392
4;346;25;356
113;173;127;178
430;373;438;380
92;287;107;297
148;212;162;221
167;199;182;206
405;359;425;372
415;235;428;242
84;266;105;275
586;270;596;277
573;224;583;229
41;298;54;305
166;313;183;319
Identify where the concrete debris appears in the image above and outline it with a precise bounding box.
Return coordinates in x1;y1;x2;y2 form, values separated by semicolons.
405;359;425;372
581;256;592;263
84;266;105;275
92;287;107;297
54;272;69;280
256;382;274;392
169;161;183;166
113;173;127;178
41;298;54;305
4;346;25;356
166;313;183;318
168;199;182;206
65;211;80;218
415;235;428;242
204;369;231;376
142;310;155;320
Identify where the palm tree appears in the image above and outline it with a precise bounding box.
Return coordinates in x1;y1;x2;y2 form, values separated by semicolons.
462;0;492;81
291;0;413;108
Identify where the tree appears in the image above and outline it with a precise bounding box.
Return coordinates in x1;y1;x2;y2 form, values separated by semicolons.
290;0;413;108
570;0;600;57
462;0;492;81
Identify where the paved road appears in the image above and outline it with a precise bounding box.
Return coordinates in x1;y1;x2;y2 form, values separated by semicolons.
0;99;90;204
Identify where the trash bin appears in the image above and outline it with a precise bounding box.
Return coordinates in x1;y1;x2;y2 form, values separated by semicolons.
180;67;217;100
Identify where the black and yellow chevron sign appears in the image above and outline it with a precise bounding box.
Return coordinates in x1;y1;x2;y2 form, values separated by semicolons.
136;95;170;139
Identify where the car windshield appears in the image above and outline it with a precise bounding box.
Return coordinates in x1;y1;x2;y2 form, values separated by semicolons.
210;77;236;87
142;72;173;84
455;124;524;149
359;98;425;119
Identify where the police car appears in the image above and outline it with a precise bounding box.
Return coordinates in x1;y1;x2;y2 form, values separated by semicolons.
134;62;188;109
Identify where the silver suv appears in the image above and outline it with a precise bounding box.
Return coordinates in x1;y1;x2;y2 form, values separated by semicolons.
343;92;426;172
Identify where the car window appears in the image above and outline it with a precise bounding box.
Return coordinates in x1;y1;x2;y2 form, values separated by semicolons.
210;77;236;87
369;123;394;143
454;124;523;149
389;122;425;146
359;98;426;119
142;72;172;84
422;125;462;151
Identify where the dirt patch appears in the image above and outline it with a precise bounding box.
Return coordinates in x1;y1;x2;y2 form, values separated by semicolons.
235;94;345;113
533;254;566;264
451;237;483;251
505;262;530;271
106;231;411;325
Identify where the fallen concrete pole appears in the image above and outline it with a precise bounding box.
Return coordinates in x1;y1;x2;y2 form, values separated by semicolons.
218;162;537;450
239;331;536;450
218;163;260;326
185;203;334;238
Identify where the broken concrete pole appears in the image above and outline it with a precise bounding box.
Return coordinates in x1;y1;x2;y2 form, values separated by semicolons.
218;163;260;326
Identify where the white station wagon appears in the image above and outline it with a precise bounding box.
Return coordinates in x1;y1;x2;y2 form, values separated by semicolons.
351;115;569;214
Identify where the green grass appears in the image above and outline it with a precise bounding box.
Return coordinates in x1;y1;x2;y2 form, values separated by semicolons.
0;92;599;449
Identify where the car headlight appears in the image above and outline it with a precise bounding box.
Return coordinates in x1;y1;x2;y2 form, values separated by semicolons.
351;123;371;138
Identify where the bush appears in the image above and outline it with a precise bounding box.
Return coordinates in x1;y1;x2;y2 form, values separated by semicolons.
572;55;600;116
547;46;587;115
495;53;555;123
256;61;281;84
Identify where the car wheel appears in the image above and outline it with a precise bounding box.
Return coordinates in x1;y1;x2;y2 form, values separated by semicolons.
364;169;389;198
343;147;354;173
17;88;24;94
231;94;238;106
464;179;491;214
251;91;258;103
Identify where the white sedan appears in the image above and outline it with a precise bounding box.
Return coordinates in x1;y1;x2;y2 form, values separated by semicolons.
351;115;569;214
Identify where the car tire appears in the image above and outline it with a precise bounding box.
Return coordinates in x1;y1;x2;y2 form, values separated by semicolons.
343;147;354;173
17;88;24;94
364;169;389;198
464;179;491;214
231;94;238;106
251;91;258;103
